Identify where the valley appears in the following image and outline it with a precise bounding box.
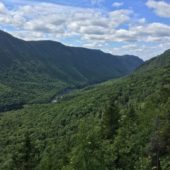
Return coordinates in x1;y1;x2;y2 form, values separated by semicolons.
0;41;169;169
0;30;143;112
0;0;170;169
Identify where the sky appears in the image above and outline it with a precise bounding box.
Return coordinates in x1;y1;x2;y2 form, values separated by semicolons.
0;0;170;60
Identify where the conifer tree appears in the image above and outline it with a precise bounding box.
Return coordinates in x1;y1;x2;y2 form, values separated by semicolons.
102;98;120;139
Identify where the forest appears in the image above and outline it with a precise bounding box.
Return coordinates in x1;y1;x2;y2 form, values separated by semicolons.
0;49;169;170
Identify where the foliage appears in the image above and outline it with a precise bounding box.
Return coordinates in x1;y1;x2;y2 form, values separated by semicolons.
0;30;143;111
0;36;170;169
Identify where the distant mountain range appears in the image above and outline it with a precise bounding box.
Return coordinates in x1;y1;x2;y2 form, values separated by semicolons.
0;30;143;111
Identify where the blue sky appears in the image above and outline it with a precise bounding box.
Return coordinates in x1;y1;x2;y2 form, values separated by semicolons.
0;0;170;60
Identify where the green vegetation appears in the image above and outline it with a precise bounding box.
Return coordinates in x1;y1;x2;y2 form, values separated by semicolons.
0;30;143;111
0;49;169;169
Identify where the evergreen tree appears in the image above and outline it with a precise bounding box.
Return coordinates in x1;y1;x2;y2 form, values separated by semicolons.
160;63;170;102
150;116;163;170
102;98;120;139
68;119;105;170
11;132;38;170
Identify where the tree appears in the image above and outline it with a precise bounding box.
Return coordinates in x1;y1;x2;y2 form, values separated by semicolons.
160;63;170;102
11;132;39;170
67;119;106;170
102;98;120;139
150;117;162;170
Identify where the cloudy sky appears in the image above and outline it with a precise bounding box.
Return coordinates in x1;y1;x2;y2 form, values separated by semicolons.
0;0;170;60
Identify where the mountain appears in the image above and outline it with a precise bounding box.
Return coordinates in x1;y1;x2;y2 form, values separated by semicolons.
137;49;170;72
0;30;143;111
0;50;169;170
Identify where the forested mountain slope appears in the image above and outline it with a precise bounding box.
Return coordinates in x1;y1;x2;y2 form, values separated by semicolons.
137;49;170;72
0;30;143;111
0;50;169;170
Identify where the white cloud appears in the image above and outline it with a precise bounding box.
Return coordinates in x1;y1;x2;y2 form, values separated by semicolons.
0;1;170;59
146;0;170;18
0;2;6;13
11;30;45;40
0;2;132;40
112;2;124;7
110;22;170;43
110;43;166;61
109;10;132;27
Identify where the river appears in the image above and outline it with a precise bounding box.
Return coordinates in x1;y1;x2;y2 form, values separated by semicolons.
51;88;75;103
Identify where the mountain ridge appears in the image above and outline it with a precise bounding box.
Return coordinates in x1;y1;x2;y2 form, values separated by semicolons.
0;30;143;111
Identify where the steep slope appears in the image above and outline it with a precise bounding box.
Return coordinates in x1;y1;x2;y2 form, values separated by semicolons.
137;49;170;72
0;30;143;111
0;50;169;170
